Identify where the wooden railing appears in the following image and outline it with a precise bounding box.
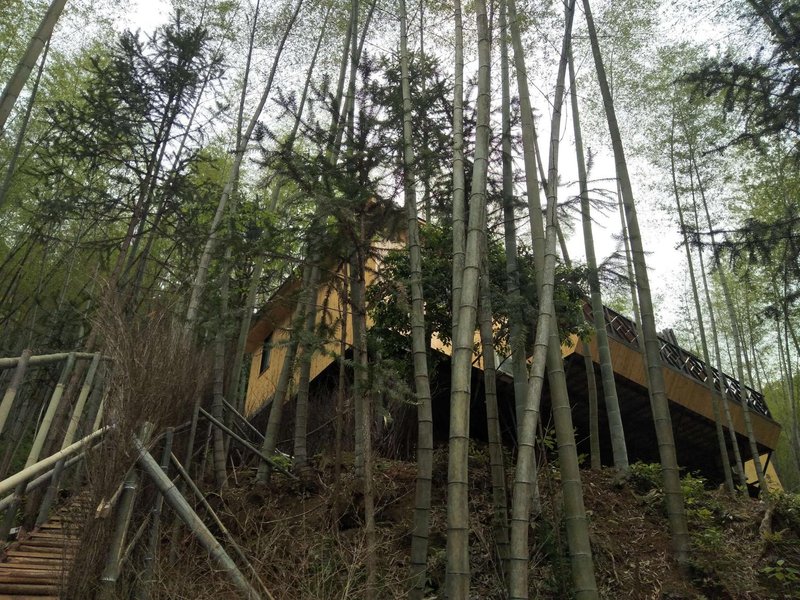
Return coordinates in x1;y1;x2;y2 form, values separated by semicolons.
584;304;771;419
0;349;274;598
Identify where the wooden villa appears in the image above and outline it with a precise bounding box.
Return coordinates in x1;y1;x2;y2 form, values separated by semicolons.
243;255;783;491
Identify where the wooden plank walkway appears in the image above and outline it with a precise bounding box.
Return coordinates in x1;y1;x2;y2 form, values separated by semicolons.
0;494;89;599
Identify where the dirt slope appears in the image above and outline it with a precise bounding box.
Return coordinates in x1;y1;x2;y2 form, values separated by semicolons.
149;450;800;599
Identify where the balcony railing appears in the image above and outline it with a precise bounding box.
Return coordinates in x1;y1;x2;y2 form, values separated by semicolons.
584;303;771;419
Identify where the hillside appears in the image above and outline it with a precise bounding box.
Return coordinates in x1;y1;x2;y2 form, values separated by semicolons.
137;450;800;599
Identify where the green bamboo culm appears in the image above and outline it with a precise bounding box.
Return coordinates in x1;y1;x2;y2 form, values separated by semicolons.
581;0;690;566
399;0;435;594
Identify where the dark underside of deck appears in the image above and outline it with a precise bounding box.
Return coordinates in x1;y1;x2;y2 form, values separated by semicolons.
427;353;773;488
250;346;776;489
559;355;771;483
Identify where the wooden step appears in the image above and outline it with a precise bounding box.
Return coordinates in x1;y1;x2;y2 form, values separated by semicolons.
0;574;63;584
8;551;73;559
0;494;88;597
0;563;59;572
0;584;60;595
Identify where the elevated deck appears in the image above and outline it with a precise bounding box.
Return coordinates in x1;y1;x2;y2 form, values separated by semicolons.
559;304;780;483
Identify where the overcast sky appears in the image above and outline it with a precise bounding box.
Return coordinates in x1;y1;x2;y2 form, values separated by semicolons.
119;0;700;333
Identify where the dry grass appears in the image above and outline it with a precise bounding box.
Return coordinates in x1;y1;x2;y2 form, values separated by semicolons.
62;298;210;599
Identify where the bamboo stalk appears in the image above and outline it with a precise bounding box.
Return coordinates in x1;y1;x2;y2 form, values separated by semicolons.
397;0;435;592
137;428;174;600
0;0;67;136
199;408;296;480
99;423;154;593
478;237;510;567
0;353;77;538
35;352;102;525
62;353;101;448
0;349;31;436
169;452;273;600
81;362;106;439
120;513;151;569
0;426;109;496
0;352;103;369
0;453;83;511
222;397;264;441
133;438;262;600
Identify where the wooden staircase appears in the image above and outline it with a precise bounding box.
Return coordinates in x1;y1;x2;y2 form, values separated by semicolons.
0;494;88;599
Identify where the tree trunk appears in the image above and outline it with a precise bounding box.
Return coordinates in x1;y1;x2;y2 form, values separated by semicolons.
584;351;601;470
292;286;318;472
451;0;466;333
0;0;65;136
0;349;31;438
212;269;230;490
582;0;689;565
333;271;348;497
499;0;529;438
399;0;435;594
506;0;544;289
669;115;734;494
350;238;375;597
185;0;305;331
539;4;598;595
568;45;628;473
689;194;747;489
255;263;317;483
685;132;767;493
0;39;48;211
229;256;263;415
478;237;510;568
446;0;491;594
227;4;330;414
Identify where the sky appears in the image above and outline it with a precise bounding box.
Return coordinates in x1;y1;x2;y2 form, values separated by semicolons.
128;0;170;31
118;0;711;334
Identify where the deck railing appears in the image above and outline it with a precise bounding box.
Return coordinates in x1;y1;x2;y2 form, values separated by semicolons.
584;303;771;419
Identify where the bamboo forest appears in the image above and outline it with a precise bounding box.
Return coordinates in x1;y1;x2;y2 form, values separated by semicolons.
0;0;799;598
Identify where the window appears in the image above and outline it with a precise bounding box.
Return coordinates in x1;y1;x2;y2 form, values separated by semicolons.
260;335;272;374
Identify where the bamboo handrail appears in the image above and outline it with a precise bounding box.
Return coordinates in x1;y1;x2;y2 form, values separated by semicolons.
0;426;110;497
221;397;265;441
133;437;262;600
0;453;84;511
0;352;109;369
198;407;296;480
170;452;274;600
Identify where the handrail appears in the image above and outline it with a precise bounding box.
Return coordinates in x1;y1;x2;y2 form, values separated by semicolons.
133;437;262;600
0;426;111;497
0;453;85;511
584;302;771;418
0;352;110;369
198;407;297;480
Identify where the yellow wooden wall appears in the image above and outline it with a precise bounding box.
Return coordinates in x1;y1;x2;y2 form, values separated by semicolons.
744;456;784;491
245;240;402;417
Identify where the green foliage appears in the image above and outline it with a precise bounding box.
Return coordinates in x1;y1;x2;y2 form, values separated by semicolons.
365;224;589;361
771;490;800;533
628;461;663;492
761;558;800;586
683;0;800;158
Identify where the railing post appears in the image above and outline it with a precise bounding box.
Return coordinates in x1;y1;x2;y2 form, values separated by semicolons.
81;362;106;438
99;422;154;596
136;427;174;600
0;349;31;437
36;352;102;526
0;353;76;539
